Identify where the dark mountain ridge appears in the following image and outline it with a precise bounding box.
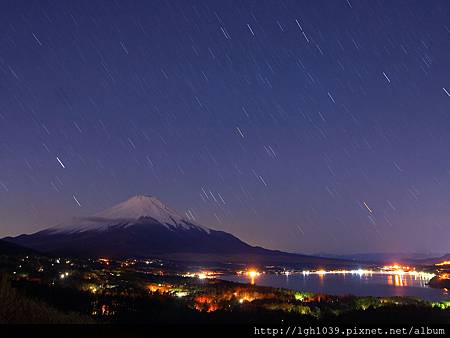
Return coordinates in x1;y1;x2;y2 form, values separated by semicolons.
4;195;354;267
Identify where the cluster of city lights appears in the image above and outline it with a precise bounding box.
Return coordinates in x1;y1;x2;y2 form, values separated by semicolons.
298;268;434;279
235;269;262;284
381;264;415;272
236;269;262;277
435;261;450;267
182;271;217;279
247;270;261;278
237;265;435;284
98;258;110;265
300;269;370;276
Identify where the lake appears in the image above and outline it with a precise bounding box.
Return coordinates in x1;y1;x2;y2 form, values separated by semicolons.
220;271;450;302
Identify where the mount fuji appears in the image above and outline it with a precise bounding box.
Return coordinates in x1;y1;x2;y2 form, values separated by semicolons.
4;195;347;266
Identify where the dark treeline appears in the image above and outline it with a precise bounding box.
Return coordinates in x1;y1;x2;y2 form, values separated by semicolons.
0;274;91;324
2;273;450;325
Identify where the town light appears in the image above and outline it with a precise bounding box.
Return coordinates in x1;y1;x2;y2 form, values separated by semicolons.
248;270;259;278
246;269;261;284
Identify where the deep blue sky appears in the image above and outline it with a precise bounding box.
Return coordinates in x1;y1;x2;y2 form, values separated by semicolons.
0;0;449;254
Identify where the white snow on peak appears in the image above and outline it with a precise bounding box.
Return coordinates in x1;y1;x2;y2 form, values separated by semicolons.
49;195;210;234
95;195;184;222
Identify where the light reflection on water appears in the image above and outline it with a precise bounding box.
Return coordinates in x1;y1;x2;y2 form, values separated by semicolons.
220;271;450;302
386;273;426;287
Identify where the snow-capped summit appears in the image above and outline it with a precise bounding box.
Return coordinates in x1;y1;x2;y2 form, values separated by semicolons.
95;195;186;223
48;195;209;234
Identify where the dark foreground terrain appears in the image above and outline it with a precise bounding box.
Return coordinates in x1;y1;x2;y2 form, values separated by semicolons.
2;276;450;325
1;252;450;327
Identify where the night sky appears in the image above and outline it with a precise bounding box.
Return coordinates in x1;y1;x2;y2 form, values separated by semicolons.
1;0;449;254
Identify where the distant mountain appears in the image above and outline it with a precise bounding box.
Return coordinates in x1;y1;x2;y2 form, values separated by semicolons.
3;195;349;267
316;252;445;263
411;253;450;266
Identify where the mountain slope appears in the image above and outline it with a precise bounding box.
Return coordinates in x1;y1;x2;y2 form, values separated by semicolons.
3;195;352;266
4;195;263;258
0;239;39;256
8;221;262;258
315;252;446;264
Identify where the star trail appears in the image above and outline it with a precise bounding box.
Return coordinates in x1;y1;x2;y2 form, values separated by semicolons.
0;0;449;254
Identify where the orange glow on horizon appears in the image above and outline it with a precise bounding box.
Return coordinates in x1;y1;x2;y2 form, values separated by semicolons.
382;264;412;273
